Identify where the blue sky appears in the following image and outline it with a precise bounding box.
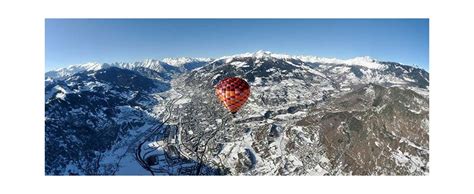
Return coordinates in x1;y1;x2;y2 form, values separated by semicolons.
45;19;429;71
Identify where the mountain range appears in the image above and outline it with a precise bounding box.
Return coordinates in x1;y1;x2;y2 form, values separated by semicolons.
45;50;429;175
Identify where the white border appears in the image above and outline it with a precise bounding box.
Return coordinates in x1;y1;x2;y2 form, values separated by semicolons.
1;0;474;193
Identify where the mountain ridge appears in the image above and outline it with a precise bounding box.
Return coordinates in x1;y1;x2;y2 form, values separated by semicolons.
45;50;429;175
46;51;428;79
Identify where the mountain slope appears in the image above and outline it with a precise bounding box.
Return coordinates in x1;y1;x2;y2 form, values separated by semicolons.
45;57;213;80
45;67;167;174
45;51;429;175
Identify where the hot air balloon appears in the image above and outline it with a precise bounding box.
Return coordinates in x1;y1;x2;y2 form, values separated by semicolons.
215;77;251;114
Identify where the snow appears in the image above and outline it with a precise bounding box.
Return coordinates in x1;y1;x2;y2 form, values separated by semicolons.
230;61;249;68
285;154;303;172
47;62;108;79
53;86;69;100
219;50;291;61
392;150;410;164
298;56;384;69
114;155;151;175
175;97;191;105
306;164;329;175
409;109;422;114
340;87;351;92
399;137;429;153
292;126;304;133
300;65;327;78
212;74;221;81
345;56;384;69
45;49;429;175
331;66;351;74
162;57;212;67
253;77;262;86
409;86;429;97
46;50;424;83
46;57;212;79
403;76;416;82
292;126;313;144
266;68;276;73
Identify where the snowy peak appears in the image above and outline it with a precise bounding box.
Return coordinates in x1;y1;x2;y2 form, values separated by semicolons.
283;54;383;69
46;51;424;81
162;57;212;67
46;57;213;79
135;59;168;71
216;51;385;69
343;56;382;69
45;50;429;175
219;50;292;62
300;55;382;69
252;50;279;58
61;62;106;72
45;62;108;79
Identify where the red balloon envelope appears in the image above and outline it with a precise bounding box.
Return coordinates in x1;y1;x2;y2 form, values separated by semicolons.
215;77;251;114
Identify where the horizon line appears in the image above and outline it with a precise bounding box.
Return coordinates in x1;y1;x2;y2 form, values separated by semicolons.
46;50;428;72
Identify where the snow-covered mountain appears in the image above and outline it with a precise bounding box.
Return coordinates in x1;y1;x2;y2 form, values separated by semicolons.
220;50;385;69
45;51;429;175
162;57;213;69
45;57;213;80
